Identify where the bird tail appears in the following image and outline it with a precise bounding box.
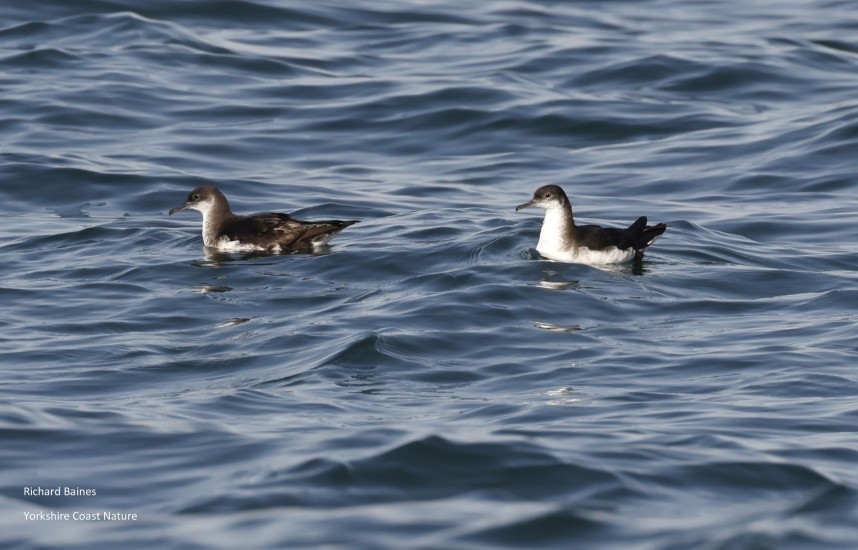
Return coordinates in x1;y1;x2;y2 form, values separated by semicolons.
303;220;359;248
628;218;666;261
641;222;667;247
627;216;647;233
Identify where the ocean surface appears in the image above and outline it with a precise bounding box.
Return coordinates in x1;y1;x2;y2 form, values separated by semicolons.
2;1;857;548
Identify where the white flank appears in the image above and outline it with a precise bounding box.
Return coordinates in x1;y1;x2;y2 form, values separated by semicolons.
537;244;636;264
213;236;273;253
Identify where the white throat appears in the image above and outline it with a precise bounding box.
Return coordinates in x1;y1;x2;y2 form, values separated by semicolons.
189;199;218;247
536;203;571;259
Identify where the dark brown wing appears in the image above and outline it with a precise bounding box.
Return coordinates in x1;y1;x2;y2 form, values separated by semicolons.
574;216;665;254
220;213;357;251
219;212;291;238
574;224;638;251
273;218;358;251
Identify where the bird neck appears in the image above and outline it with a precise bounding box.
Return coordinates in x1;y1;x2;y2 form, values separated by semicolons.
544;203;575;231
199;196;233;247
537;204;575;251
201;210;219;247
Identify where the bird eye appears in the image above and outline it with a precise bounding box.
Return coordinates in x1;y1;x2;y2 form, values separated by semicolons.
192;193;200;201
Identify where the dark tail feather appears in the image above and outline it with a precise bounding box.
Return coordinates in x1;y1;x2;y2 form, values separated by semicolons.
627;216;667;247
628;216;648;233
632;221;667;261
311;219;359;231
297;219;359;248
642;222;667;246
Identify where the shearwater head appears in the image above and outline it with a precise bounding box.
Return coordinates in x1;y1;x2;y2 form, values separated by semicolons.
516;184;577;261
168;185;229;218
169;185;233;247
515;184;571;214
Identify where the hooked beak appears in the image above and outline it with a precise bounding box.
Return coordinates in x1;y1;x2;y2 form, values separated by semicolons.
169;202;190;215
515;199;535;212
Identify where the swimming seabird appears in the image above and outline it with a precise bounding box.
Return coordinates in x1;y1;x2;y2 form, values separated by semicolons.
516;184;666;264
169;185;358;252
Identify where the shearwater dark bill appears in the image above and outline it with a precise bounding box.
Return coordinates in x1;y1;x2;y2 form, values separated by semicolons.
169;185;358;253
516;184;666;264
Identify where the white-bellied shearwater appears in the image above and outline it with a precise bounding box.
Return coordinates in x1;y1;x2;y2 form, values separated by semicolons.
516;184;666;264
169;185;358;253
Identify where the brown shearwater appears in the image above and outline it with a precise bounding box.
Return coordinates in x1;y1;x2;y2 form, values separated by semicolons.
169;185;358;252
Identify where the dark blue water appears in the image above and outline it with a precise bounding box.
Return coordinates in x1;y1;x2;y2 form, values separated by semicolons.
2;1;858;548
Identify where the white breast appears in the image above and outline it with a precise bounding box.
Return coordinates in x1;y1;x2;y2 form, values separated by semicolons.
535;207;569;259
